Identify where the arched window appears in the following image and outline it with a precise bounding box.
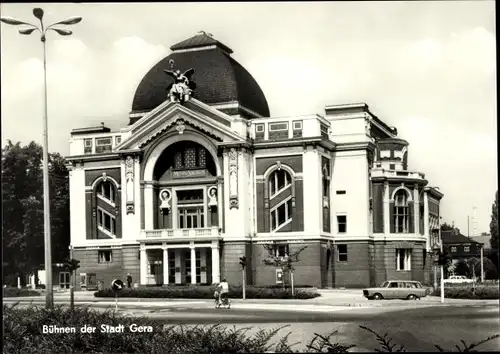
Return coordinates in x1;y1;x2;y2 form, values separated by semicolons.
97;181;116;205
267;169;293;232
393;190;409;233
269;170;291;198
95;180;118;238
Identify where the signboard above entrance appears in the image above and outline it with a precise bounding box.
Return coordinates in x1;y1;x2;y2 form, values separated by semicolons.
172;169;206;179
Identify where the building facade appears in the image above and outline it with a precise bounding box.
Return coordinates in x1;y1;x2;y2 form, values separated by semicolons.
66;33;444;289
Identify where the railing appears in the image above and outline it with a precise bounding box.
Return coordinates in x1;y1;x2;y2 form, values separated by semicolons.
371;168;425;179
140;227;220;238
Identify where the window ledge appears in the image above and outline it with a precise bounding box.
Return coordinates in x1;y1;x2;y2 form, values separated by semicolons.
97;194;116;207
98;226;116;238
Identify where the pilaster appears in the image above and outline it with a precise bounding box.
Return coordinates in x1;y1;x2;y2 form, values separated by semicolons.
413;184;420;235
303;146;321;234
223;147;251;239
423;191;430;250
383;181;390;234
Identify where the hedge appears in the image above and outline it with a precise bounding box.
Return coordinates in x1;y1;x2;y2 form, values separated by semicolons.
431;285;499;299
4;305;499;353
94;285;320;300
3;287;40;297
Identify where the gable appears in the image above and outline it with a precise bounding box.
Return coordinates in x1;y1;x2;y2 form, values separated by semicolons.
116;99;246;151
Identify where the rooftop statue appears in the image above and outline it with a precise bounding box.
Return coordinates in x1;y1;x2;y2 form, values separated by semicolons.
164;60;196;104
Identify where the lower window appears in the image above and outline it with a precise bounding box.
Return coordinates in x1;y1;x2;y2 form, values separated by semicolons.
396;249;411;271
98;250;113;263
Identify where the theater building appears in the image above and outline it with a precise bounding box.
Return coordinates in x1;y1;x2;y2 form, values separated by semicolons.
66;32;443;289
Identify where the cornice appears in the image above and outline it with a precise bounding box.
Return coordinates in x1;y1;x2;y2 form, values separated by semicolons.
253;137;335;151
66;153;122;164
334;140;376;152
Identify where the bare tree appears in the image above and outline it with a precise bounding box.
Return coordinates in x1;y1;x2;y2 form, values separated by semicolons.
262;243;308;295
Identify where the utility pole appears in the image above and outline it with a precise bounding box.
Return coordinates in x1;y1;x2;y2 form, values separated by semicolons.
1;8;82;310
473;206;477;237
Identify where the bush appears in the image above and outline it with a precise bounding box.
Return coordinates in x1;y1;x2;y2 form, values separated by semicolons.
255;284;315;289
94;285;321;300
3;305;499;354
3;287;40;297
431;285;499;299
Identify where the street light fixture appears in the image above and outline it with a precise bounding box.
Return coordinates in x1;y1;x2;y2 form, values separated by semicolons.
1;8;82;310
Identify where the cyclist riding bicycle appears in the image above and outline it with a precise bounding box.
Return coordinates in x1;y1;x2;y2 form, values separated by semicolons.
216;278;229;304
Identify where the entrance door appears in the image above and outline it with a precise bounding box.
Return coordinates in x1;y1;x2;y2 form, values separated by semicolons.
59;272;70;289
150;260;163;285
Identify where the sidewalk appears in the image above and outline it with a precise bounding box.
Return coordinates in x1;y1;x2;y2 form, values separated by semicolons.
5;291;498;308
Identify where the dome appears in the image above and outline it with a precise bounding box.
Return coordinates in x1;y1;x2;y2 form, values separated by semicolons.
130;32;270;124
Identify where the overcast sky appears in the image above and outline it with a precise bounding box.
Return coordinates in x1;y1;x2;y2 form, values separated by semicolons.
1;2;496;236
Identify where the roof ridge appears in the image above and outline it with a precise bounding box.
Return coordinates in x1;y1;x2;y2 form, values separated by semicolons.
170;32;233;54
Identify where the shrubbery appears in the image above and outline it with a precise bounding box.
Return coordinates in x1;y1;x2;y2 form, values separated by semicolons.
4;304;499;353
94;285;320;300
3;287;40;297
255;284;315;289
431;285;499;299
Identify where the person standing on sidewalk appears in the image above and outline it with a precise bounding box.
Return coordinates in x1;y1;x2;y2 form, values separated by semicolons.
126;273;132;288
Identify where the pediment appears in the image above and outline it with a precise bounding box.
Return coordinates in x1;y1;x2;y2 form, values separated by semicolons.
116;98;246;151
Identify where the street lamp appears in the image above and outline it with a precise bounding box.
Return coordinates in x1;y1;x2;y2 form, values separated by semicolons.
1;8;82;310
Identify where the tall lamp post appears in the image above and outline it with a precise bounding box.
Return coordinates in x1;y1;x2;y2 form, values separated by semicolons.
1;8;82;310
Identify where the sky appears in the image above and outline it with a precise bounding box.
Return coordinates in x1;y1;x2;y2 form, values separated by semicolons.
0;2;496;236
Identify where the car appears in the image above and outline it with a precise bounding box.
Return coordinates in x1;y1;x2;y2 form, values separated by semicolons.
443;275;475;284
362;280;428;300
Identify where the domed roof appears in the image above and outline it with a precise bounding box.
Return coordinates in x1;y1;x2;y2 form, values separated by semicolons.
130;32;270;124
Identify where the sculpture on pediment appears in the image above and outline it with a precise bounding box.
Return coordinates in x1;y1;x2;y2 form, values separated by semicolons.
164;60;196;104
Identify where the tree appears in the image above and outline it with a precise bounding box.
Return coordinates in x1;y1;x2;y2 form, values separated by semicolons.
489;191;498;254
262;243;308;294
2;140;70;286
466;256;498;281
441;222;461;235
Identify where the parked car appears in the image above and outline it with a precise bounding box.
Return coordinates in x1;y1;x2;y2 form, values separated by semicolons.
443;275;475;284
362;280;428;300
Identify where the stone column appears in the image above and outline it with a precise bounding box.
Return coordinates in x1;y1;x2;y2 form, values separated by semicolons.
140;246;147;285
211;242;220;284
413;185;420;235
163;246;169;285
383;181;390;234
190;246;197;285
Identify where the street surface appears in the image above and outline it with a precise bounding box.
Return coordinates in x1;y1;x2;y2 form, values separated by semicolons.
5;289;499;352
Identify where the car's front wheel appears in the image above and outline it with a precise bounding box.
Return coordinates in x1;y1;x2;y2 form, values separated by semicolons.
407;294;416;300
373;293;383;300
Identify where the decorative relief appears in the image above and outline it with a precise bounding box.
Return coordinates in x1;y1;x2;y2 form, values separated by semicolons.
207;186;218;209
125;155;135;214
159;189;171;213
101;172;107;182
365;118;371;136
276;161;282;171
176;119;186;135
228;148;238;209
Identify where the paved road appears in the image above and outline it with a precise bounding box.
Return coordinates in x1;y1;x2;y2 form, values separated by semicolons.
116;304;499;352
6;290;499;352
